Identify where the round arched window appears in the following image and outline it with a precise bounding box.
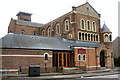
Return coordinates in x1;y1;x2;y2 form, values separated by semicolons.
45;54;48;61
78;54;81;61
83;54;86;61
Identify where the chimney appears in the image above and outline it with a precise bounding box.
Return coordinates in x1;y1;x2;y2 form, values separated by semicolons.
16;12;32;21
72;6;76;11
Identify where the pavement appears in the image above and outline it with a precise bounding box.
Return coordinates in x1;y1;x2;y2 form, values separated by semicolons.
1;67;120;79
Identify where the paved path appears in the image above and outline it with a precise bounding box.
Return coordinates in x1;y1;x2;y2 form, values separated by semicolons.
1;68;120;80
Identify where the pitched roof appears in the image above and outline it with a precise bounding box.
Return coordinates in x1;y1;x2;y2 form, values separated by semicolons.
0;33;101;51
16;20;43;27
102;23;111;32
75;2;100;19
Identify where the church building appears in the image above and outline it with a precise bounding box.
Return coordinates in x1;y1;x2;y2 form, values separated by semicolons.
0;2;114;73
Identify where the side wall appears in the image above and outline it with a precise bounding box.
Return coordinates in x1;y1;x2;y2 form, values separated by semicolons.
1;49;53;73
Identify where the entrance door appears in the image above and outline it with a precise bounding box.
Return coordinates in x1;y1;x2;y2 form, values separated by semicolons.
100;51;105;67
53;52;74;67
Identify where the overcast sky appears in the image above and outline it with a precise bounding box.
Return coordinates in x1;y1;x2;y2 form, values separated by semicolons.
0;0;119;41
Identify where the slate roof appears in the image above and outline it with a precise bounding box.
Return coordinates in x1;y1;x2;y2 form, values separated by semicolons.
16;20;43;27
102;23;111;32
0;33;101;51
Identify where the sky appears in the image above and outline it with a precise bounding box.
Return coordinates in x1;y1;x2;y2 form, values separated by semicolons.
0;0;119;41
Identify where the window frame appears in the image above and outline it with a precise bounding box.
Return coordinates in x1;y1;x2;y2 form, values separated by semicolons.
109;34;112;42
104;34;109;42
81;19;85;30
86;20;91;31
78;32;81;40
56;23;60;34
48;27;51;37
83;54;86;61
21;30;24;34
33;31;36;35
65;19;69;31
69;34;72;39
92;21;96;32
45;54;48;61
78;54;81;61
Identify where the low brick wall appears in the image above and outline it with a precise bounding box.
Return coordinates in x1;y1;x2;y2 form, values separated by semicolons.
18;67;62;74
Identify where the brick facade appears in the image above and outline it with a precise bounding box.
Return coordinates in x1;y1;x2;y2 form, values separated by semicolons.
1;2;113;73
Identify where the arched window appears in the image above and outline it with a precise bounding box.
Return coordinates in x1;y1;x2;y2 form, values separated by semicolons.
88;34;90;41
81;19;84;29
21;30;24;34
42;30;44;36
79;32;81;40
87;20;90;30
109;34;112;41
48;27;51;36
96;35;98;41
94;35;96;41
83;54;86;61
65;20;69;31
91;34;93;41
105;34;108;42
33;31;36;35
56;23;60;34
45;54;48;61
82;33;84;40
78;54;81;61
92;22;95;31
85;33;87;40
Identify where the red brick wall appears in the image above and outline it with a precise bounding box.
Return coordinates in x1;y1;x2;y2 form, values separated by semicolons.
76;13;100;33
2;49;53;69
74;45;113;70
8;18;16;33
14;25;39;35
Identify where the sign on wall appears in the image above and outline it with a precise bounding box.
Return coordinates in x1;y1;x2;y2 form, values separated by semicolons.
78;48;86;54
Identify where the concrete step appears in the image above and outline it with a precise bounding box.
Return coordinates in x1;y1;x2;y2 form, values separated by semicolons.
87;69;112;73
63;67;86;74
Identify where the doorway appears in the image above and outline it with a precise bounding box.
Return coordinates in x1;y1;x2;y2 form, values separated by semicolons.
100;50;106;67
52;52;74;68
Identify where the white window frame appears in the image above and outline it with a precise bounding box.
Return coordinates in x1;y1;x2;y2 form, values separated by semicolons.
69;34;72;39
104;33;109;42
78;54;81;61
109;34;112;42
92;21;96;32
56;23;60;34
78;31;81;40
81;19;85;30
83;54;86;61
88;33;91;41
86;20;91;31
44;53;49;61
48;27;51;37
